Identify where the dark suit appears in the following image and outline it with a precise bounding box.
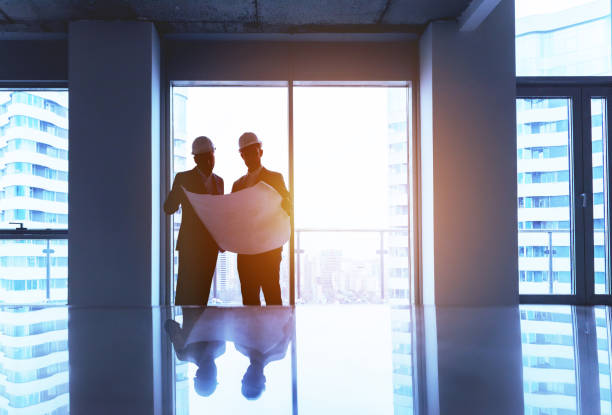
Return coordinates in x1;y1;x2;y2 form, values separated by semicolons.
232;167;290;306
164;168;224;305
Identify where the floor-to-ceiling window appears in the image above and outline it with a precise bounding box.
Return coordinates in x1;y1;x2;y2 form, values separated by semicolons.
168;82;413;306
516;0;612;304
293;83;411;305
0;89;69;305
170;83;289;305
0;87;70;413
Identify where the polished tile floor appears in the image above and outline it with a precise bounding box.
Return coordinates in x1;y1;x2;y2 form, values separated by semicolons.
1;304;610;414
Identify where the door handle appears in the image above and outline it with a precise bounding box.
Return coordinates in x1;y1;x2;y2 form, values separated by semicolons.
580;193;588;208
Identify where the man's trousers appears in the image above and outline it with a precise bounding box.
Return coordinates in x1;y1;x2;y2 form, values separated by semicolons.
175;248;219;305
237;249;282;306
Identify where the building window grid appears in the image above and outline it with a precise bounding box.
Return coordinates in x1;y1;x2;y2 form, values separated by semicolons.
0;89;69;310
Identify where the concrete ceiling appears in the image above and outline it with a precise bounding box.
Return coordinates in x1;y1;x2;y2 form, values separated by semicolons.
0;0;472;34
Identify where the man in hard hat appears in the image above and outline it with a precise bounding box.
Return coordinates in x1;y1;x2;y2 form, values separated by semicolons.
232;132;292;306
164;136;224;305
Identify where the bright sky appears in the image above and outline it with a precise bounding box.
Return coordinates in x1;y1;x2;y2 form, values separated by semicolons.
174;86;408;230
515;0;608;18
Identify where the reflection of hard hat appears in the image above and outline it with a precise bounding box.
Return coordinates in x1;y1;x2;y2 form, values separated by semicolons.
239;132;262;151
194;362;218;397
192;136;215;155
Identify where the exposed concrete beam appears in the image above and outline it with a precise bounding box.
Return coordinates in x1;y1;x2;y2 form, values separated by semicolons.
458;0;502;31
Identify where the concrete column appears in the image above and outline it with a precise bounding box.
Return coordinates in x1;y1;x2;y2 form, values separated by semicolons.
68;22;161;306
419;0;517;306
68;308;168;414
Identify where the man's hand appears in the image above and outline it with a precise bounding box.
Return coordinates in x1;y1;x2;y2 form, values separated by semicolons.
281;197;293;216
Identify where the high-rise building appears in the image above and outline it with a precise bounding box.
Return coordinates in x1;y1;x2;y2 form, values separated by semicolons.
516;0;611;77
318;249;342;302
386;88;410;303
171;92;188;302
0;91;69;304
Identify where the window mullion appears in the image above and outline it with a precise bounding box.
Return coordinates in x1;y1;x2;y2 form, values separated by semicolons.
579;88;595;304
567;88;586;304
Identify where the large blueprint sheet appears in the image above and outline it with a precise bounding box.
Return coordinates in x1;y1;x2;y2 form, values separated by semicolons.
183;181;290;255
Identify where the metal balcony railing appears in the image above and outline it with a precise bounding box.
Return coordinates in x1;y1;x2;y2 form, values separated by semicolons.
295;228;409;303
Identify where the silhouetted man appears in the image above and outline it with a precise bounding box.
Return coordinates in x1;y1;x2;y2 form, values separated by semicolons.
165;308;225;397
164;136;224;305
232;132;291;306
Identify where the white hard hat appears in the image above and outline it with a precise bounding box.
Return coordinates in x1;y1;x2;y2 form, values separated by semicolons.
238;132;262;151
192;136;215;155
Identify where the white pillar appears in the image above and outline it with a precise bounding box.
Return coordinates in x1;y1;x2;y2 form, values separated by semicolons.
419;0;517;306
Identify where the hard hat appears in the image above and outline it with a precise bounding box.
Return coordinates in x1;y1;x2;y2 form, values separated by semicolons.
192;136;215;155
238;132;262;151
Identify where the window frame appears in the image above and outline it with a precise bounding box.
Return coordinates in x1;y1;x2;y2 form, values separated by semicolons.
0;82;69;304
518;78;612;305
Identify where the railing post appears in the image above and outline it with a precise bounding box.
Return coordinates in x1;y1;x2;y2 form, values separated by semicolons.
378;231;386;300
296;231;302;301
42;239;54;300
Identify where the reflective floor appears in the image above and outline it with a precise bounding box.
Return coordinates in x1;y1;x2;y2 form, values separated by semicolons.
2;304;612;414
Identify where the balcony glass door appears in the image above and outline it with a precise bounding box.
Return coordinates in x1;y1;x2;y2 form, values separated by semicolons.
517;86;612;304
517;97;574;295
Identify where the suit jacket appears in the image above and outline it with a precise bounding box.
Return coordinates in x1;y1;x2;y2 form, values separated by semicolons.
231;167;289;199
232;167;290;256
164;168;224;252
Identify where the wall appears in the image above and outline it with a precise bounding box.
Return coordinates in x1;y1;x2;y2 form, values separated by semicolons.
165;39;419;81
419;0;518;306
0;39;67;81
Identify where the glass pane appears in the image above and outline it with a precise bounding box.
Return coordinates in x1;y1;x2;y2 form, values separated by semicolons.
596;308;612;414
517;98;573;295
294;86;410;304
0;305;69;413
0;239;68;304
0;90;69;230
593;98;609;294
520;305;578;414
171;86;289;305
516;0;612;76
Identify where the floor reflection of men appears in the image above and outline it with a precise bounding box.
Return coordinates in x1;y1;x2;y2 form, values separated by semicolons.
165;308;294;400
165;308;225;397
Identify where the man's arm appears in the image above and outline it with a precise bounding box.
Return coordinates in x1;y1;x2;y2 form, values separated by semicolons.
273;173;292;216
163;174;182;214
